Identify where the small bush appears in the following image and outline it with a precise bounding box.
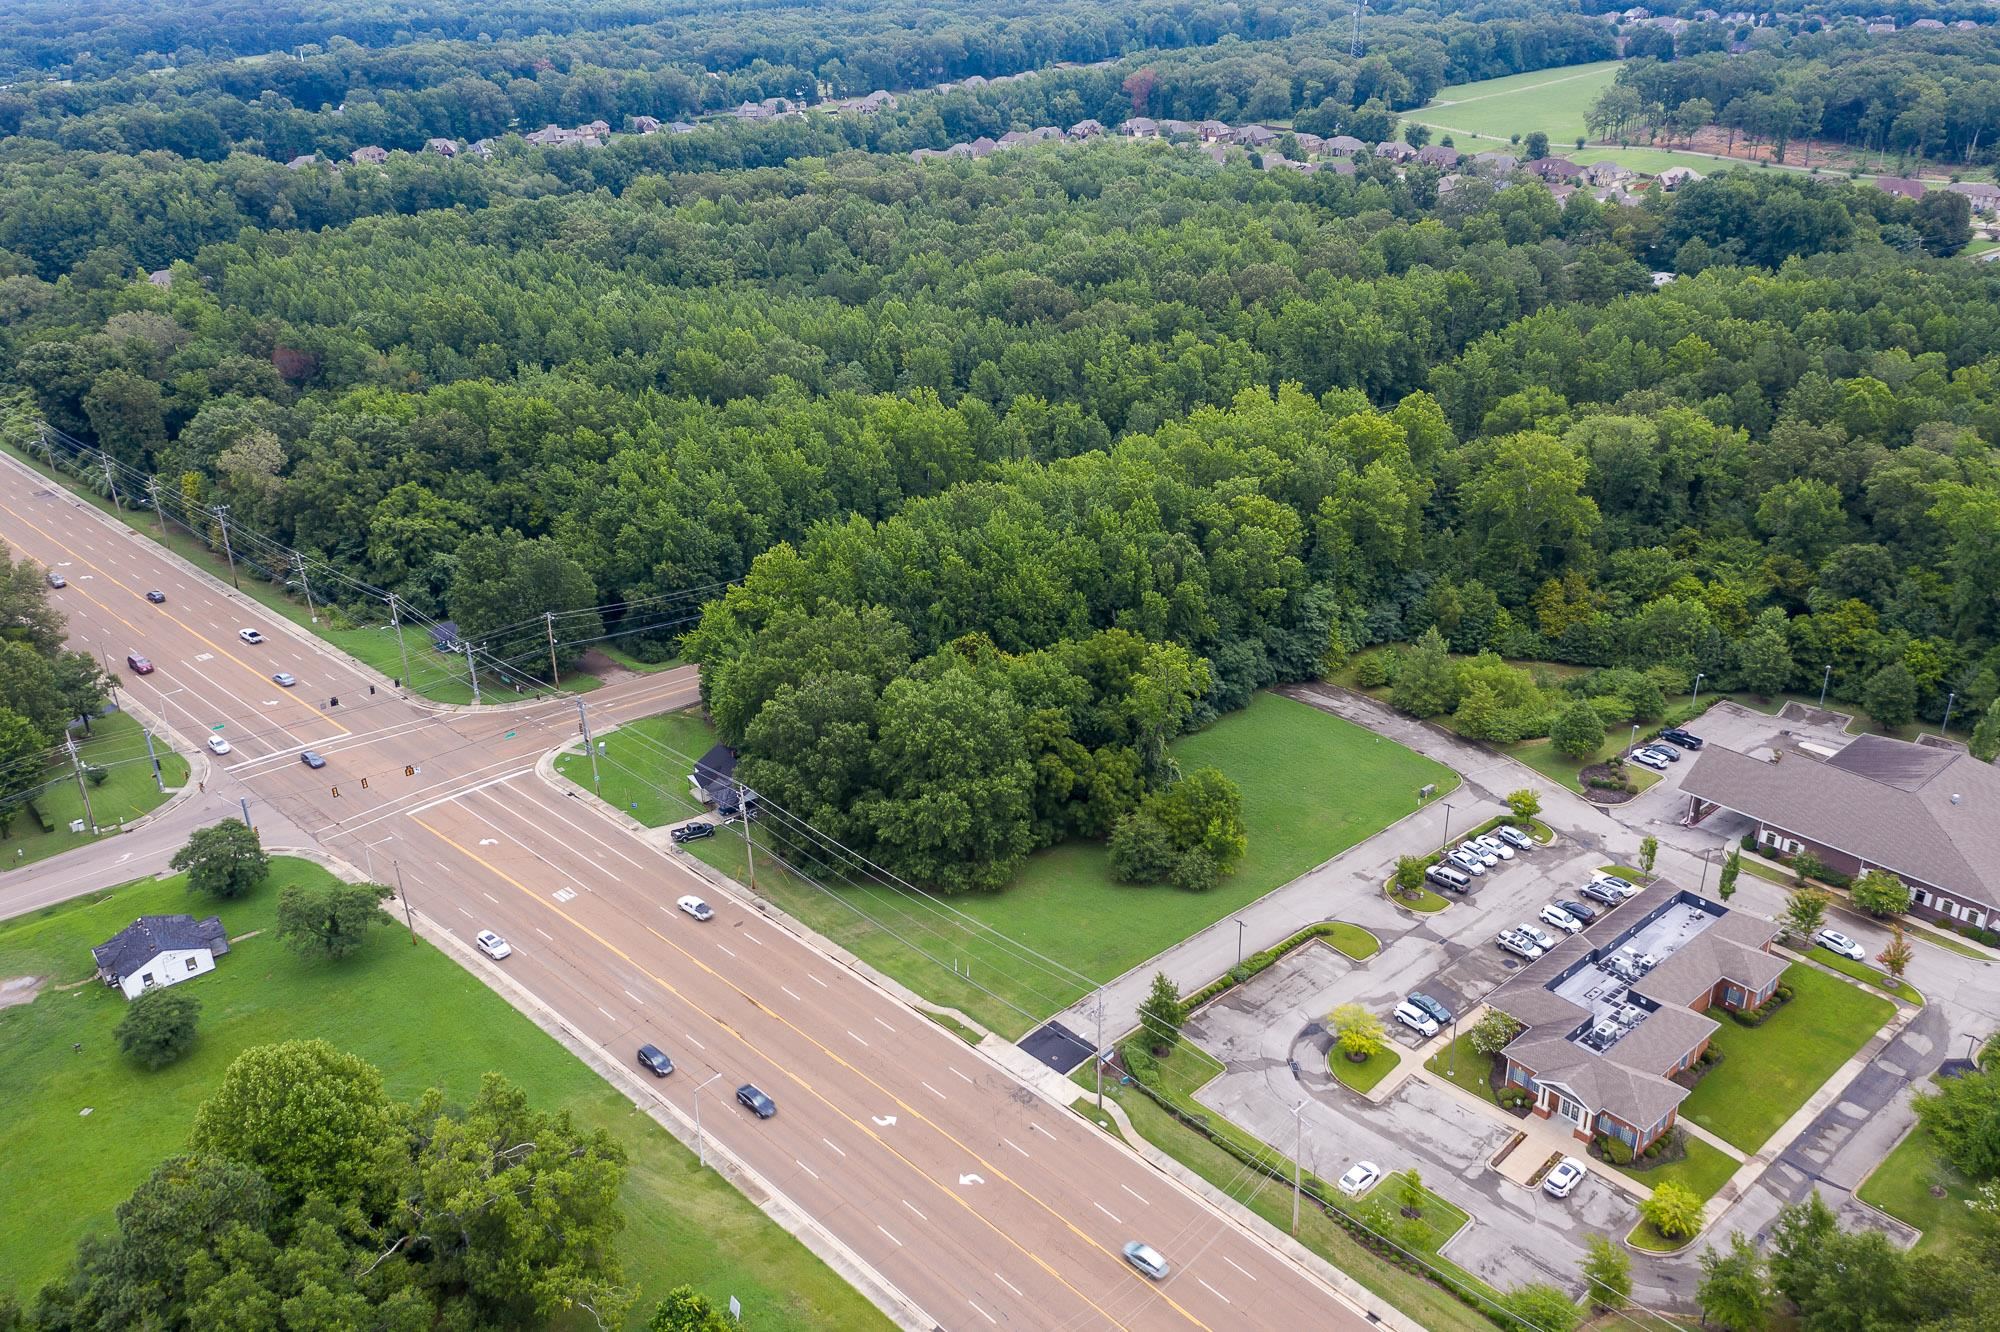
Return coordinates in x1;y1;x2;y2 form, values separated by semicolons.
1601;1136;1634;1166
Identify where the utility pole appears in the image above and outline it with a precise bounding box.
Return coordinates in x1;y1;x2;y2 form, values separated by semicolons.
740;791;756;892
463;640;482;704
576;699;601;791
66;734;98;833
145;476;167;539
545;612;561;686
294;552;318;623
213;504;240;588
394;859;416;944
1095;987;1106;1112
694;1072;722;1167
1236;918;1247;970
1291;1101;1307;1235
142;726;163;792
99;451;122;510
239;796;253;829
388;593;412;689
1440;800;1454;856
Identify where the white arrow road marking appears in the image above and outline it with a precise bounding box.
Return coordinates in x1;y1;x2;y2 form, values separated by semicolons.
871;1114;897;1127
959;1173;985;1186
479;838;499;845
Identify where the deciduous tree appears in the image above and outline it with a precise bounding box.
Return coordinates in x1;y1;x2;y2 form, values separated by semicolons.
1639;1180;1703;1240
276;880;395;960
1784;885;1832;938
1328;1003;1389;1061
1581;1235;1631;1312
1698;1231;1770;1331
114;987;201;1069
1551;699;1605;760
1138;972;1186;1056
1851;868;1912;918
169;819;269;901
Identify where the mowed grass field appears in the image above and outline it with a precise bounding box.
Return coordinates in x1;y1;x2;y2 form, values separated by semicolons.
569;693;1458;1036
1410;60;1622;148
0;860;889;1330
0;710;190;867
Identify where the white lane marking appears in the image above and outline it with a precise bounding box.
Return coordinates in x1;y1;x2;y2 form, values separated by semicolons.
847;1030;869;1047
534;927;553;941
874;1016;895;1032
795;1159;819;1180
623;989;642;1005
1029;1122;1051;1136
403;766;535;815
781;986;802;1001
714;943;735;957
877;1224;902;1247
683;1032;705;1050
1222;1254;1257;1281
435;861;451;874
1003;1137;1029;1158
902;1199;926;1222
1198;1278;1231;1305
808;973;828;987
1122;1183;1149;1205
822;1137;846;1158
456;906;474;919
1093;1201;1121;1224
597;1006;616;1022
921;1080;946;1099
553;887;577;903
742;932;762;946
994;1271;1023;1298
968;1299;997;1325
951;1067;974;1084
482;891;498;904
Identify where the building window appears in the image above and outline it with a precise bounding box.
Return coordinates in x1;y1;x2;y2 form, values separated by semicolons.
1726;986;1742;1007
186;957;199;972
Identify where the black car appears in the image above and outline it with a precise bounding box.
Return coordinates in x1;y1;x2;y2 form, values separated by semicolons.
637;1044;675;1077
1555;897;1600;924
300;750;327;769
670;821;715;844
1407;992;1454;1026
736;1084;777;1118
1658;728;1705;750
144;589;166;604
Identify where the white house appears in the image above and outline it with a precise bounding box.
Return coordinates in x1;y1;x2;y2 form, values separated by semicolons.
92;914;230;1000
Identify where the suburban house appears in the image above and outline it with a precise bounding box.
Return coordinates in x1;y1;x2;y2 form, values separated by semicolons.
1681;734;2000;930
1488;882;1783;1152
1472;151;1519;176
92;914;231;1000
1374;140;1416;162
1067;119;1105;139
1527;156;1583;181
1875;175;1928;200
349;145;388;164
631;115;662;134
1325;135;1367;156
1948;181;2000;214
1197;120;1231;142
690;743;743;810
1585;160;1634;186
524;124;599;148
1656;166;1703;189
1415;145;1461;168
285;153;320;170
1120;117;1159;139
424;137;458;157
1233;124;1279;149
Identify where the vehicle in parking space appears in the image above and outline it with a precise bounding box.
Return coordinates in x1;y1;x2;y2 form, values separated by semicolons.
1393;1000;1440;1037
1540;903;1583;935
1639;743;1680;763
273;671;297;687
1123;1241;1170;1281
1337;1162;1381;1197
1425;864;1472;893
736;1084;777;1118
1556;897;1599;923
238;628;265;644
1591;873;1640;899
45;571;64;588
636;1044;675;1077
1407;992;1453;1027
677;895;714;921
1813;928;1867;961
205;735;232;755
1496;825;1534;851
1496;929;1544;960
670;821;714;844
1458;840;1499;867
1446;850;1487;877
1474;833;1515;860
1543;1156;1587;1199
1659;728;1704;750
126;654;154;674
145;589;166;603
1518;922;1558;952
1630;748;1670;771
474;930;512;960
1580;881;1625;908
301;750;326;769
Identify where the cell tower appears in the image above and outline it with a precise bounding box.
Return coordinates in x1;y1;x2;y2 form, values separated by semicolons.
1351;0;1371;58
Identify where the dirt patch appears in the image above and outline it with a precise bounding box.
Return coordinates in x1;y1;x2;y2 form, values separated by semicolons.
0;975;47;1008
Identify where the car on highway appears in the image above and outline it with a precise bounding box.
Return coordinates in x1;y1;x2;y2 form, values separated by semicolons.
677;895;714;921
1659;728;1705;750
1630;748;1670;771
670;821;714;844
736;1084;777;1118
125;654;154;675
474;930;512;960
636;1044;675;1077
273;671;297;687
1543;1156;1587;1199
144;589;166;604
1813;928;1867;961
1406;992;1453;1027
1496;825;1534;851
1122;1241;1170;1281
1337;1161;1381;1197
1474;833;1515;860
1496;928;1544;960
1540;903;1583;935
301;751;326;769
45;571;64;588
238;628;265;644
205;735;232;755
1392;999;1439;1038
1555;897;1599;924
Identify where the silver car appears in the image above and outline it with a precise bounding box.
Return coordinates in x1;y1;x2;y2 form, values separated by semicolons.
1474;833;1515;861
1459;840;1500;867
1497;929;1543;960
1122;1241;1170;1281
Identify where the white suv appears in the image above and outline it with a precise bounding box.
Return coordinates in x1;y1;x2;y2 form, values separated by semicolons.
1539;903;1583;935
1393;1000;1440;1038
474;930;512;960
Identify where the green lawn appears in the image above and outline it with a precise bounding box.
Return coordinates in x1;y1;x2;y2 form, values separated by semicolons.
1318;921;1381;960
1;711;190;868
1857;1121;1983;1254
578;693;1457;1037
1806;946;1923;1006
1411;60;1622;147
1330;1047;1398;1094
1678;964;1894;1153
0;861;888;1330
1627;1219;1694;1252
1507;735;1659;795
1389;879;1452;913
1424;1034;1509;1107
1611;1134;1740;1204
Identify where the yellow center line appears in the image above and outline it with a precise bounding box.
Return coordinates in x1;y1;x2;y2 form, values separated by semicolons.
413;812;1216;1332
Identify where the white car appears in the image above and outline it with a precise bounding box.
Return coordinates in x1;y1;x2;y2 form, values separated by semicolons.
677;895;714;922
1813;928;1867;961
1543;1156;1587;1199
1630;749;1669;771
1496;825;1534;851
1474;833;1515;861
1122;1240;1170;1281
1539;903;1583;935
1393;1000;1440;1038
205;735;232;755
474;930;512;960
1496;929;1543;960
1446;850;1487;877
1590;873;1639;900
1458;840;1499;867
1337;1161;1382;1197
238;628;265;644
1518;922;1558;952
273;671;297;687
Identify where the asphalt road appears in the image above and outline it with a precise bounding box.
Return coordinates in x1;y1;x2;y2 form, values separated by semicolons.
0;455;1371;1332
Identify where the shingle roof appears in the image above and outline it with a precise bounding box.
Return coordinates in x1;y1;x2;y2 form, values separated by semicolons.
92;915;229;981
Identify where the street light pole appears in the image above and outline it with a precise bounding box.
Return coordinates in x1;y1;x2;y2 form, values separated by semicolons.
1291;1100;1307;1235
1236;918;1246;970
1440;800;1454;856
1095;987;1106;1112
694;1072;723;1167
1820;664;1832;709
1690;672;1705;712
576;699;601;791
393;860;416;944
1943;691;1958;734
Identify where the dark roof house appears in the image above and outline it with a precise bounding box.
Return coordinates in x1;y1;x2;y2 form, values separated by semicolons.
1875;175;1928;200
690;743;742;809
93;914;230;999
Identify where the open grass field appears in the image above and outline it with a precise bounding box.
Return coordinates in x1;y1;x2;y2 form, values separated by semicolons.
1425;1034;1508;1106
0;710;190;868
1678;963;1893;1153
0;860;889;1330
575;692;1457;1037
1857;1120;1983;1254
1410;60;1621;148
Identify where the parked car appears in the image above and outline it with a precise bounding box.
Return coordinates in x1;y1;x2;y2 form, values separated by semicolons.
670;821;715;844
273;671;297;687
1496;929;1543;960
1556;897;1600;924
1518;922;1558;952
1813;928;1867;961
301;750;326;769
126;654;154;674
1337;1162;1382;1197
1496;825;1535;851
474;930;512;960
1123;1241;1170;1281
1540;903;1583;935
1630;749;1670;771
144;589;166;604
1580;881;1625;907
205;735;232;755
45;571;64;588
1474;833;1515;861
736;1084;777;1118
1659;728;1704;750
1459;840;1499;867
1543;1156;1587;1199
1446;850;1487;877
1393;1000;1440;1038
1591;873;1640;899
677;895;714;921
1425;864;1472;893
636;1044;675;1077
1639;743;1680;763
238;628;265;644
1406;992;1453;1027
